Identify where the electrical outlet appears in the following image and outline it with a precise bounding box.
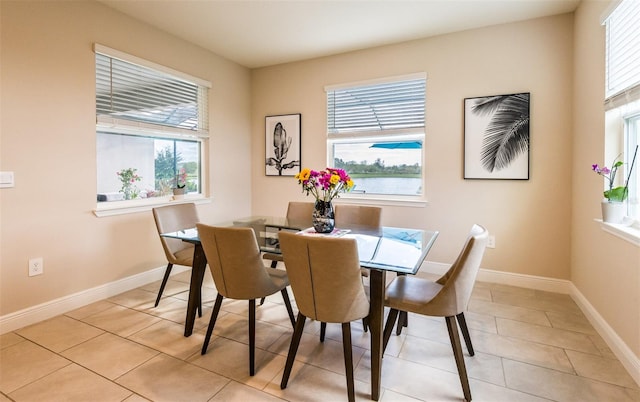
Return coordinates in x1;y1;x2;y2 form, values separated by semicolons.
487;235;496;249
28;257;43;276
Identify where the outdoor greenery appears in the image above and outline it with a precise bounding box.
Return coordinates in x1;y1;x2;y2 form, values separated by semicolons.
155;146;198;194
334;158;421;177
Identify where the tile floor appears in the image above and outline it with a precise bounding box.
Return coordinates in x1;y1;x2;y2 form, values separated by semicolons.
1;270;639;402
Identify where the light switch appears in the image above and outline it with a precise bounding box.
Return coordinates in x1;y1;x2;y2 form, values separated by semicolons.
0;171;15;188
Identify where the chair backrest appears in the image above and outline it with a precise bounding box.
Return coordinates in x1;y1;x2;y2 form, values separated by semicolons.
152;203;199;264
431;224;489;316
197;224;283;300
278;232;370;323
334;205;382;228
286;202;315;227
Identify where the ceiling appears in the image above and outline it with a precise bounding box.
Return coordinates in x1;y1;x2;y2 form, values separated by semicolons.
99;0;581;69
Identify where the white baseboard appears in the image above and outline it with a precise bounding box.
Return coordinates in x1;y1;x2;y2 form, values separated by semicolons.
421;261;639;386
0;265;189;334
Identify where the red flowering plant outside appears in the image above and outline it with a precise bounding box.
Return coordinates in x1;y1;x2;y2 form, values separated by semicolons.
295;168;354;202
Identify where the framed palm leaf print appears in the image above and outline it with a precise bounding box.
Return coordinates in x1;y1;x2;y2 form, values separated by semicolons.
464;92;530;180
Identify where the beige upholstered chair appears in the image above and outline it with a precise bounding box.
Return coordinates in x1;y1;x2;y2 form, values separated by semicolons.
332;204;383;335
262;201;315;268
152;203;200;308
382;224;489;402
197;224;296;376
278;232;370;402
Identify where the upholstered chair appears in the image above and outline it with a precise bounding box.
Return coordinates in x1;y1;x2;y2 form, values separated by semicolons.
382;224;489;402
152;203;200;309
197;224;296;376
262;201;315;268
278;232;370;402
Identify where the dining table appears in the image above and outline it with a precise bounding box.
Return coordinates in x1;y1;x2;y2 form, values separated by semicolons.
161;215;438;401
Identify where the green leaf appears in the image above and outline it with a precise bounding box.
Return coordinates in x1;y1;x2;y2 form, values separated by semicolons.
604;186;628;202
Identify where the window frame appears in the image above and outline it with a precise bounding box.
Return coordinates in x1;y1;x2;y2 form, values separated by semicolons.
93;44;211;216
325;73;427;205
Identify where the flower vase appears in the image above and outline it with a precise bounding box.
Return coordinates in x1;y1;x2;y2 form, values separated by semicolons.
312;200;335;233
601;200;625;224
173;187;185;200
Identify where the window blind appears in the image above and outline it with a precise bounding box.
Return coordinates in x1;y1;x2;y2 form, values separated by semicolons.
95;49;209;138
604;0;640;109
327;77;426;134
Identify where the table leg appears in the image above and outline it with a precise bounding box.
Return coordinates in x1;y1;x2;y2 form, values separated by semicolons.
184;243;207;337
369;268;386;401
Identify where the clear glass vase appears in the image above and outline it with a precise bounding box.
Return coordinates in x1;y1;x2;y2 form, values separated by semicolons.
312;200;335;233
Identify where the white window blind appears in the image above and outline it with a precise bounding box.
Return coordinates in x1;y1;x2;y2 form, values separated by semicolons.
95;46;209;138
604;0;640;109
327;76;426;134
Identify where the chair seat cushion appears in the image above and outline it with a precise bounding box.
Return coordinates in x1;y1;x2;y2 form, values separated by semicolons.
385;276;443;315
173;246;195;266
266;267;290;289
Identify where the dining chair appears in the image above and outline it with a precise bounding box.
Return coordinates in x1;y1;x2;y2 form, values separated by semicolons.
278;231;370;402
330;204;383;336
382;224;489;402
260;201;314;305
152;203;200;309
197;224;296;376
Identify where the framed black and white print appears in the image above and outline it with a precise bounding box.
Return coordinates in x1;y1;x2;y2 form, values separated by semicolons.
265;113;301;176
464;92;530;180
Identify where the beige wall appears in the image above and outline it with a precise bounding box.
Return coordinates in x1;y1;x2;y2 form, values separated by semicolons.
251;14;575;279
572;0;640;358
0;1;252;315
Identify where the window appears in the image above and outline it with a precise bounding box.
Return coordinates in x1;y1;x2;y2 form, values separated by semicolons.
326;74;426;198
603;0;640;224
94;44;210;207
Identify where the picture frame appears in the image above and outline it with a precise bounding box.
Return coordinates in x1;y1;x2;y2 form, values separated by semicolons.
464;92;530;180
265;113;301;176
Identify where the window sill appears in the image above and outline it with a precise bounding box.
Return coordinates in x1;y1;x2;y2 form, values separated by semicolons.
94;194;211;217
595;219;640;247
337;193;428;207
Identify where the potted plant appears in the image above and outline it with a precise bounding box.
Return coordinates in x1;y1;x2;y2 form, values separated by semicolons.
173;168;187;199
116;168;141;200
592;145;638;223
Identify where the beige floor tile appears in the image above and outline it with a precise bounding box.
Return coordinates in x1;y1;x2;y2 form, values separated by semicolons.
61;332;158;380
65;300;118;320
116;353;229;402
210;311;291;351
379;389;424;402
123;394;151;402
8;363;132;402
268;329;367;376
254;299;297;329
264;360;371;402
468;299;551;326
128;319;205;360
15;315;104;352
0;393;12;401
496;318;600;354
470;286;493;302
0;341;70;393
565;349;640;389
189;336;286;389
140;277;191;298
319;320;371;351
108;288;158;309
81;304;162;337
491;288;582;315
504;358;640;402
546;310;598;335
465;311;498;334
398;335;506;386
209;380;286;401
588;333;618;359
470;329;575;373
0;332;24;349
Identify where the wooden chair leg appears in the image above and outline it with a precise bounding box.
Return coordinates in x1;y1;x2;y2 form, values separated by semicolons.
249;299;256;376
456;312;474;356
362;317;369;332
154;263;173;307
445;316;472;401
382;308;399;353
281;313;307;389
280;288;296;328
201;293;223;355
341;322;356;402
396;311;409;335
320;322;327;342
